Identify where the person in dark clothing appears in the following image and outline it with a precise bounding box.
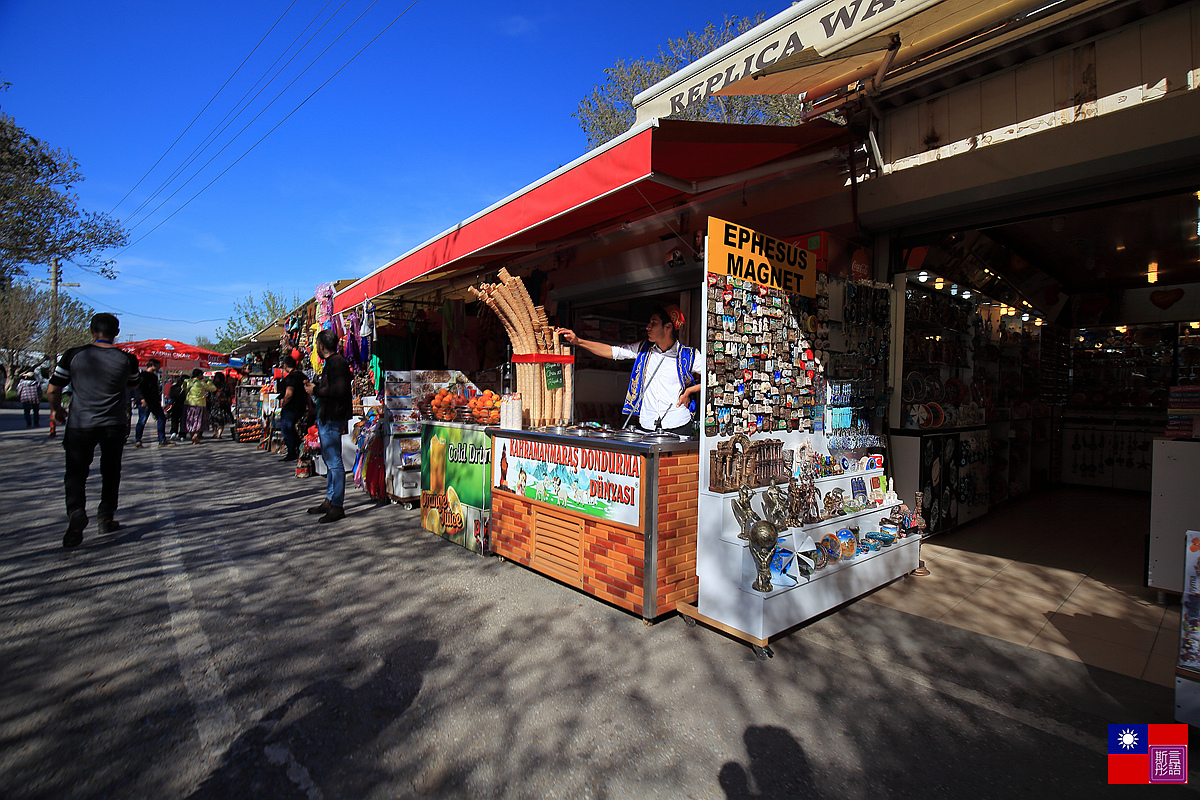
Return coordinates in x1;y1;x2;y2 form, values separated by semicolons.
304;329;352;524
134;358;172;448
46;313;140;548
167;374;187;439
276;355;309;462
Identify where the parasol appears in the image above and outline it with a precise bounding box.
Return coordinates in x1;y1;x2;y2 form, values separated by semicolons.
119;339;230;371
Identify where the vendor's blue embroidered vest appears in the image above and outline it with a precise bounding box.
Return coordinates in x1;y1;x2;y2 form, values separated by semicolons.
621;341;698;416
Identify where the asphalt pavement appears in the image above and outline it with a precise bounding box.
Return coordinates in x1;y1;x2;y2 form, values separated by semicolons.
0;403;1195;799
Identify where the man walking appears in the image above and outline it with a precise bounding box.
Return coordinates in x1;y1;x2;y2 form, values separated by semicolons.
133;358;172;448
17;372;42;427
46;313;140;548
304;330;352;524
276;355;308;462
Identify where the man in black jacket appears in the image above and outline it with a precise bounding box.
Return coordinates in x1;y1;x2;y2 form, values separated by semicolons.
134;358;172;448
305;329;352;523
46;313;140;548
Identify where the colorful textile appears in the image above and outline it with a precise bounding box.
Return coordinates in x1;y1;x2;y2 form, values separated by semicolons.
185;405;210;435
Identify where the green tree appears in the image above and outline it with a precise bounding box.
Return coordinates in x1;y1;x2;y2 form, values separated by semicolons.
194;334;219;351
210;288;300;353
0;105;128;286
0;279;94;390
575;15;810;150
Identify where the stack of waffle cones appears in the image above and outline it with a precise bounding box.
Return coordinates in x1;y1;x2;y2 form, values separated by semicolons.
468;268;571;428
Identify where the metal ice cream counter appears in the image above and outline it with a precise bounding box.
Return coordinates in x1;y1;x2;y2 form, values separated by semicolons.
488;425;700;621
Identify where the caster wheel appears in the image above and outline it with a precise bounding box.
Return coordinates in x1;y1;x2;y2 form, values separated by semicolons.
642;619;654;628
682;615;697;628
752;644;774;661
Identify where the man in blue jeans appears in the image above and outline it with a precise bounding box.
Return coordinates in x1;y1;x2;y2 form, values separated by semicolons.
276;355;308;461
305;329;352;524
134;358;172;448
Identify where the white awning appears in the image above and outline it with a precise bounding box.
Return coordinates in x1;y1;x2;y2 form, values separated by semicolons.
632;0;1041;124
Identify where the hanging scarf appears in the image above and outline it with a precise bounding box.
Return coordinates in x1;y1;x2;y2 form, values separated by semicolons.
621;340;698;416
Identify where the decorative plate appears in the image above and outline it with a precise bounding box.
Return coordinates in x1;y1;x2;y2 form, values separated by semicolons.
820;533;841;564
836;528;857;560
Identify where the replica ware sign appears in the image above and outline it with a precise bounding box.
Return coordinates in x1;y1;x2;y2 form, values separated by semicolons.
493;438;643;528
707;216;816;298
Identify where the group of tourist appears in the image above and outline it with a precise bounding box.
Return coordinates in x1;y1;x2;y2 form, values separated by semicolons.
44;312;354;549
132;362;238;447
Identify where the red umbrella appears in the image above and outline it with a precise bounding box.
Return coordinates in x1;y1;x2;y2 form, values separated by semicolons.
119;339;229;371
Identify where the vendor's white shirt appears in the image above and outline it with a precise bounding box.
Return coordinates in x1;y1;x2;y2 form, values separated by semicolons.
611;340;699;431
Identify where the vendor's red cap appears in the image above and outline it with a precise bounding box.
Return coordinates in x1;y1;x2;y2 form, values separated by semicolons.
665;304;685;329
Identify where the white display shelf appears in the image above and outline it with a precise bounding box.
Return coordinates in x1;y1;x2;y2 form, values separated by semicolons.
737;534;920;598
697;466;917;643
716;495;900;546
699;467;885;501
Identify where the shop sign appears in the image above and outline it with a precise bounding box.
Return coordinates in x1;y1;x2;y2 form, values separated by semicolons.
707;216;816;298
544;362;565;391
421;423;492;553
493;438;643;528
633;0;943;123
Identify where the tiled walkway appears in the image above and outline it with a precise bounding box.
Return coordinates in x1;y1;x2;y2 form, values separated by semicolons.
863;486;1179;686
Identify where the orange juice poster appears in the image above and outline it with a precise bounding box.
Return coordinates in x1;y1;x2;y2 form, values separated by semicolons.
421;423;492;553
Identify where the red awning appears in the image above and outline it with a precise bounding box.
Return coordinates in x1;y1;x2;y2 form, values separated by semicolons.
333;118;848;314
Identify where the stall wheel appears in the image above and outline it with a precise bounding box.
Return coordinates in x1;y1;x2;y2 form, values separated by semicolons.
403;501;417;511
752;644;775;661
682;614;697;628
642;618;654;628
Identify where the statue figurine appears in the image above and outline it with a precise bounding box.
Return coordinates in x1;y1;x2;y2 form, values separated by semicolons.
748;520;778;593
909;491;928;537
822;487;846;520
732;483;760;540
761;475;790;529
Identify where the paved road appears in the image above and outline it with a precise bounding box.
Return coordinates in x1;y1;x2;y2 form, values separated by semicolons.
0;405;1195;799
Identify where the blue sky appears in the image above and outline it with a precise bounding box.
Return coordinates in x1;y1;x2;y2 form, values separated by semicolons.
1;0;776;344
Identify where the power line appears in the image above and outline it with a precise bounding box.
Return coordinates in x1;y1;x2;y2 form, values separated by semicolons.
123;0;376;237
122;0;346;228
66;289;225;324
109;0;301;216
119;0;422;252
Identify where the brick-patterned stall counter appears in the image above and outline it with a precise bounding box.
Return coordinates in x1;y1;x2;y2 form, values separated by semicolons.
488;428;698;621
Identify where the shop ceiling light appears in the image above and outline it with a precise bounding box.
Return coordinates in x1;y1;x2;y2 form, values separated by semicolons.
934;277;944;289
950;284;958;295
1022;313;1030;321
917;271;929;282
962;290;972;299
1034;318;1043;327
1147;261;1159;284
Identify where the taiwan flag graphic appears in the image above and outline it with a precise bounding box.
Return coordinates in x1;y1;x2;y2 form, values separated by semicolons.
1108;724;1189;784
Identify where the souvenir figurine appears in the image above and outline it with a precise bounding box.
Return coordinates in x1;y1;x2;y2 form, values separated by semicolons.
908;491;928;537
731;483;760;541
761;475;790;528
822;487;846;520
749;520;779;593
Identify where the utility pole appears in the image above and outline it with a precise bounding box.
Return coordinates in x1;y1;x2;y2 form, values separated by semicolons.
49;257;58;375
47;258;80;375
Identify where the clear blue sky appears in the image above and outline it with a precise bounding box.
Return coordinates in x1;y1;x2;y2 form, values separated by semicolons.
1;0;777;344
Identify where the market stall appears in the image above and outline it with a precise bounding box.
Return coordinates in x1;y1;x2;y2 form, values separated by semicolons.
489;428;699;621
679;216;917;658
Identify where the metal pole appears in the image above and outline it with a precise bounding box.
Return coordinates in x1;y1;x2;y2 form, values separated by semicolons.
49;257;58;374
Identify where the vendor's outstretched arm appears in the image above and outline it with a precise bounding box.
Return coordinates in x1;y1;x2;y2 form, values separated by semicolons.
554;328;614;360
